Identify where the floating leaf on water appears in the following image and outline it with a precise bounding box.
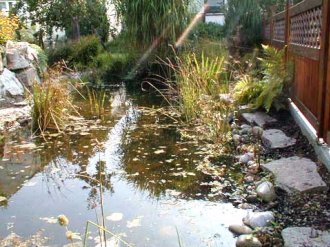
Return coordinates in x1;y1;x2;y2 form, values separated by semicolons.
106;213;123;222
80;132;90;136
132;158;140;162
154;150;165;154
127;216;143;228
66;231;81;241
165;159;174;163
40;217;57;224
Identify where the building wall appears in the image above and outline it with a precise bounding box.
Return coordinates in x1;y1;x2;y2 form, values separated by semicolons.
205;14;225;25
0;0;17;15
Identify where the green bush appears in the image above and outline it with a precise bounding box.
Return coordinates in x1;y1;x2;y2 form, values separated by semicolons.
47;43;75;65
71;35;102;66
47;35;102;67
190;22;224;41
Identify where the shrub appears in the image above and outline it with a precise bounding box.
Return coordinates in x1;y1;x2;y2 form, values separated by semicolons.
190;22;224;41
233;45;293;111
0;13;19;44
71;35;101;66
47;35;102;67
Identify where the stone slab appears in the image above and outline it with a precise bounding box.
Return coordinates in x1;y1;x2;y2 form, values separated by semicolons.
262;129;296;149
282;227;330;247
0;68;24;98
241;112;277;128
262;157;328;194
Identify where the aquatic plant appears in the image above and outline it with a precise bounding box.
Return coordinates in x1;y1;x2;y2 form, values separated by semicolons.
86;87;108;119
31;68;75;133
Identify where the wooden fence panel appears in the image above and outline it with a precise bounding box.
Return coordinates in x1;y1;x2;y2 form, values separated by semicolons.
263;0;330;141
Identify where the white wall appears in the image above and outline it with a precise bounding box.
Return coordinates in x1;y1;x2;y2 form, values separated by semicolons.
205;14;225;25
0;0;17;16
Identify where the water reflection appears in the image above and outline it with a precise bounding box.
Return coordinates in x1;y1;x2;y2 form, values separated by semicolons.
0;86;247;246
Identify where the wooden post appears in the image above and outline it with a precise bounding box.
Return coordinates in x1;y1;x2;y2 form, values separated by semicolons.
318;0;330;141
284;0;291;62
270;6;276;45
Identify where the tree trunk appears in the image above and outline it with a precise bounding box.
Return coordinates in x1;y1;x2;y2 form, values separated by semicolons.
71;16;80;41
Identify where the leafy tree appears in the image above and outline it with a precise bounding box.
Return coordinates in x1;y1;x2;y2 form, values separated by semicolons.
113;0;190;54
14;0;109;43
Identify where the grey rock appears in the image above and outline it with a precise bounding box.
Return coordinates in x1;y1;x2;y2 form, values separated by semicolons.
229;224;253;235
6;49;30;70
239;153;254;164
282;227;330;247
0;69;24;98
243;211;275;228
256;181;276;202
16;66;40;87
262;129;296;149
242;112;277;127
236;234;262;247
262;157;328;194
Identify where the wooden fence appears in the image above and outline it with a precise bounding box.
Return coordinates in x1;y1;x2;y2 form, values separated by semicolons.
263;0;330;143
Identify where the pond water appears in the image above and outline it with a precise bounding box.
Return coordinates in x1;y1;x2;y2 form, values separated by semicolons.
0;86;247;247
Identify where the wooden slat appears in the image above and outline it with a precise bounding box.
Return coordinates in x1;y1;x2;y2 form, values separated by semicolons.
274;10;285;21
290;0;323;17
318;0;330;140
288;44;320;61
272;39;285;48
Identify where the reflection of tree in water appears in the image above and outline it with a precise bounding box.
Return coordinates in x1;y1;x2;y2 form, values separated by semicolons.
78;160;114;209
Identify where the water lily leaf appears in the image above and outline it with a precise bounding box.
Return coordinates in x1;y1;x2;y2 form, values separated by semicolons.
126;217;143;228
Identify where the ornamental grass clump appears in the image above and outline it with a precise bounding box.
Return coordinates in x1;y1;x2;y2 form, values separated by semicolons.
31;68;75;133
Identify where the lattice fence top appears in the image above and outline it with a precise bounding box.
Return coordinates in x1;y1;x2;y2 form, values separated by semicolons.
273;19;285;42
263;23;271;41
290;5;322;49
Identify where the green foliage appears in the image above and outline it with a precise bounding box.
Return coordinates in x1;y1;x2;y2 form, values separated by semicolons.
225;0;262;46
15;0;109;42
113;0;190;55
71;36;101;66
30;44;48;75
233;75;263;105
254;45;292;111
233;45;293;112
189;22;224;41
47;35;102;67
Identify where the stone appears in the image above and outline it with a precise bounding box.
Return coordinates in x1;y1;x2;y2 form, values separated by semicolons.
0;69;24;98
6;49;30;70
262;129;296;149
256;181;276;202
15;66;41;87
282;227;330;247
241;112;277;128
239;153;254;164
0;196;7;202
243;211;275;228
261;157;328;194
252;126;264;138
0;105;31;130
233;134;241;145
236;234;262;247
229;224;253;235
6;41;38;62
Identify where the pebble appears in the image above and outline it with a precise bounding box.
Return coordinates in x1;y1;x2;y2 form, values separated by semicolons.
239;153;254;164
0;196;7;203
256;181;276;202
243;211;275;228
229;224;253;235
236;234;262;247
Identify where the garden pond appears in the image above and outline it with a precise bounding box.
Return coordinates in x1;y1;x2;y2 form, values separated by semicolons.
0;85;248;247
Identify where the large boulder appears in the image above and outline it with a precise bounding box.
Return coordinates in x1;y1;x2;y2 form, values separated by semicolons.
15;66;41;87
6;41;38;62
6;49;30;71
0;69;24;98
0;52;3;73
